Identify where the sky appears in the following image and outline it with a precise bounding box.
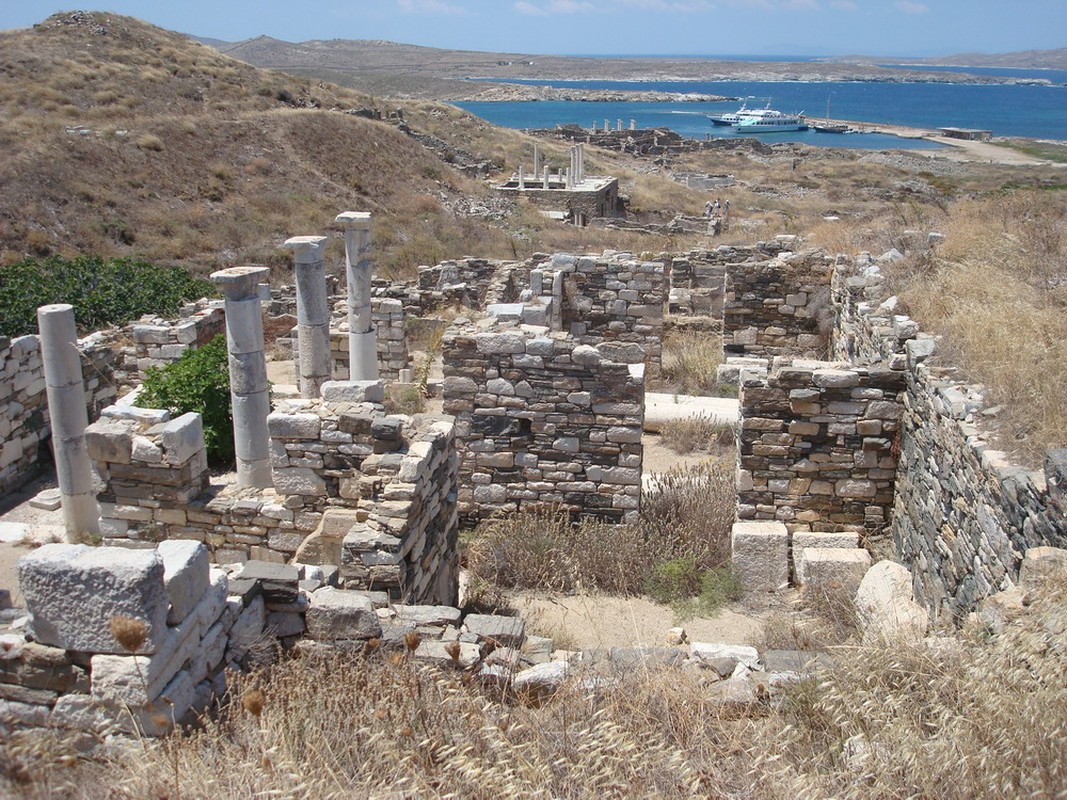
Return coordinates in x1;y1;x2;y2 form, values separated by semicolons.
2;1;1065;58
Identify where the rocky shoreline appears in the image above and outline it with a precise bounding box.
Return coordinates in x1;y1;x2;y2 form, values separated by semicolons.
446;84;735;103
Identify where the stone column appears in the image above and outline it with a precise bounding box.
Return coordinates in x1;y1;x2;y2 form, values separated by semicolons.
604;118;610;132
334;211;379;382
211;266;272;488
630;119;637;130
37;304;98;541
617;119;623;131
533;144;541;176
577;143;585;183
542;166;550;189
283;235;330;398
518;165;525;190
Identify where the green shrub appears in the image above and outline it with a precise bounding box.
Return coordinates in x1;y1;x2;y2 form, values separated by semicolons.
644;557;701;605
644;559;742;619
0;255;214;338
137;335;234;465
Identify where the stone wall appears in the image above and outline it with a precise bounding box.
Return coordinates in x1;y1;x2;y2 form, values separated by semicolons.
322;298;410;381
84;383;459;605
723;248;833;359
832;258;1067;620
737;358;904;534
443;318;644;525
556;253;665;378
128;302;225;376
8;541;264;737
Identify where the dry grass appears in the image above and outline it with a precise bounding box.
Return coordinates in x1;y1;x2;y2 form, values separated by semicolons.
889;190;1067;463
655;329;724;395
464;459;736;597
660;414;736;455
5;588;1065;799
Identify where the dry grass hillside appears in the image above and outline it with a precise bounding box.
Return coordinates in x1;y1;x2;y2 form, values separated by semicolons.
0;12;703;280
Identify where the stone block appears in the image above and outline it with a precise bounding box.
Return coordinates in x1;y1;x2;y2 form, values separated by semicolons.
18;544;168;654
731;521;789;593
158;540;210;625
267;412;322;439
414;640;480;669
238;561;299;604
463;614;525;647
854;560;928;644
160;413;205;465
796;548;871;594
306;587;382;640
271;467;327;497
321;380;385;403
1019;547;1067;592
690;642;761;672
393;605;462;627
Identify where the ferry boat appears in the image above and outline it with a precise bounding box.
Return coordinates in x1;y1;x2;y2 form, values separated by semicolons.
707;100;750;126
733;107;807;132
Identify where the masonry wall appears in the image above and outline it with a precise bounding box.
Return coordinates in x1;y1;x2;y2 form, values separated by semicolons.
558;253;664;378
737;358;904;534
832;259;1067;619
443;321;644;525
723;249;833;358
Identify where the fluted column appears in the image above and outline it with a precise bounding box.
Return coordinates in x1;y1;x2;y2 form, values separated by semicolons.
37;304;98;541
211;266;272;488
334;212;379;382
283;235;330;398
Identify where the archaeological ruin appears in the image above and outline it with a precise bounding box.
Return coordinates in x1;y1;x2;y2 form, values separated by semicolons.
1;206;1064;739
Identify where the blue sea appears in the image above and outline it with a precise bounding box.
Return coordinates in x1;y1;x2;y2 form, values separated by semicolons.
456;73;1067;149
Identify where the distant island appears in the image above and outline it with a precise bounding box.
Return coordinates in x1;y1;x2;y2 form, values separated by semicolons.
194;37;1066;102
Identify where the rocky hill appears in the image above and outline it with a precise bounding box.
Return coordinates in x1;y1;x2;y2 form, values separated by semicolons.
0;12;697;277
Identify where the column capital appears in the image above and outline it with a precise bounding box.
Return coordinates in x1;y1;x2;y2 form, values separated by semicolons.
335;211;372;231
210;265;269;299
283;235;327;263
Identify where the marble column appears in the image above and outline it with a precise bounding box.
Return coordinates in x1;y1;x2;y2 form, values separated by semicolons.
533;144;541;176
37;304;98;541
283;235;330;398
334;211;379;382
542;165;550;189
518;165;525;190
577;143;585;183
211;266;272;488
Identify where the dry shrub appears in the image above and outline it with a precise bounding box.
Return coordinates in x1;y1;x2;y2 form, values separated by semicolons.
465;460;736;596
657;329;723;395
660;414;735;455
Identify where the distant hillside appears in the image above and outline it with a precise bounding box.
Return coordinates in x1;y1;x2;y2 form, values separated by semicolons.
906;48;1067;70
0;12;679;276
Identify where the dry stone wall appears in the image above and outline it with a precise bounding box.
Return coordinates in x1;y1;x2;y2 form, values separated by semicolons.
737;358;904;534
723;247;833;359
832;258;1067;619
443;318;645;525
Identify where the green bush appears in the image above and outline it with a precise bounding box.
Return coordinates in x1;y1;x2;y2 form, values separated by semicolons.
137;335;234;465
0;255;214;338
644;559;743;620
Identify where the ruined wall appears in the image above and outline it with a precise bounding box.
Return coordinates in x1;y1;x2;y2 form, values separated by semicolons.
723;248;833;358
557;253;664;378
324;298;410;381
8;541;264;737
738;358;904;534
493;179;621;221
85;384;459;605
443;320;644;525
832;259;1067;619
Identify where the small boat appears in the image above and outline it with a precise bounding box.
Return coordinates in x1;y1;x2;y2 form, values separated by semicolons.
733;106;807;133
812;95;851;133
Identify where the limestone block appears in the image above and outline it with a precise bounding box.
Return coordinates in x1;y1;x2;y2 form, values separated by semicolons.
1019;547;1067;592
321;380;385;403
414;640;480;669
266;611;305;638
571;345;600;366
812;369;860;388
689;642;761;671
475;333;526;354
731;521;789;593
227;595;265;662
305;587;382;640
267;412;322;439
89;612;200;705
271;467;327;497
393;605;462;627
158;540;210;625
196;568;231;631
18;544;168;654
797;548;872;594
84;418;134;464
160;413;205;465
511;661;568;695
854;560;929;644
463;614;525;647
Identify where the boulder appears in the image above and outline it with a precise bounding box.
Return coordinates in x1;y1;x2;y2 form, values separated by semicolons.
854;560;928;644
